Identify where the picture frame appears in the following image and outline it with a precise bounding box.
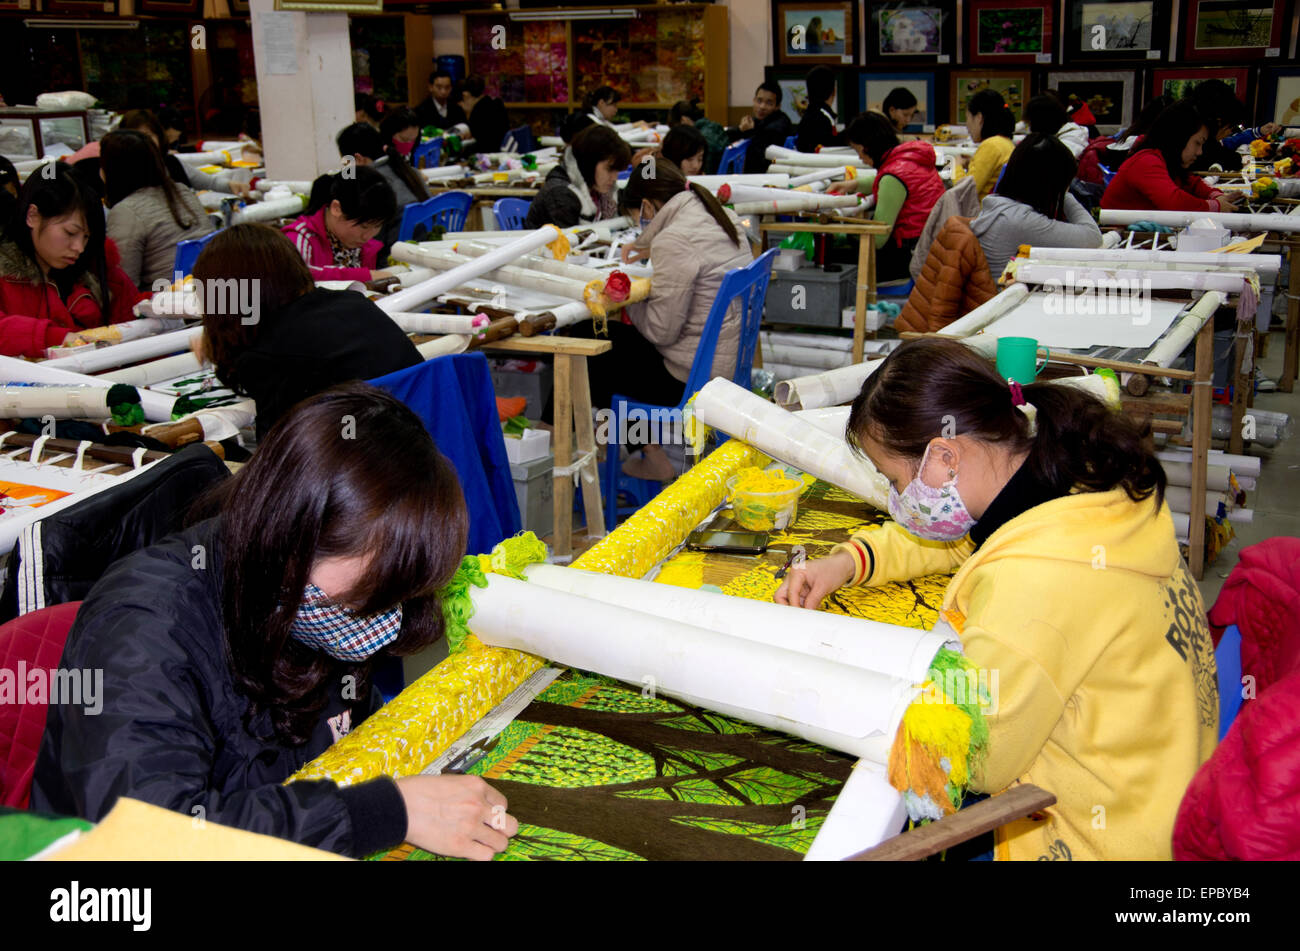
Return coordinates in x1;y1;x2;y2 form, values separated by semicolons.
858;70;940;132
1048;69;1134;134
42;0;117;12
772;0;859;66
863;2;956;64
137;0;201;13
1260;68;1300;127
1178;0;1290;63
1063;0;1170;63
0;0;39;11
1150;66;1250;104
227;0;251;13
950;69;1032;122
765;65;853;126
275;0;383;12
965;0;1055;66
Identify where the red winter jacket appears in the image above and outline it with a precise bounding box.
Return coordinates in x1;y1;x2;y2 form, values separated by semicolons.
1172;538;1300;860
281;207;381;283
1100;149;1223;212
1076;135;1117;186
0;238;147;359
872;141;946;247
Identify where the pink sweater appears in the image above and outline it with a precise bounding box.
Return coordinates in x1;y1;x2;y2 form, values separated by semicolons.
282;208;381;282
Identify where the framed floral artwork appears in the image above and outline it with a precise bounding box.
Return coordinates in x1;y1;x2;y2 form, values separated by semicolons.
1178;0;1291;63
1063;0;1171;63
966;0;1056;65
951;69;1032;121
864;2;956;64
1150;66;1250;104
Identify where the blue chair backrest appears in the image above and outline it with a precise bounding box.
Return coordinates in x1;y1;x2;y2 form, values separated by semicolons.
1215;623;1244;740
412;137;443;170
677;247;779;405
399;191;474;240
784;134;798;150
1097;162;1118;187
493;197;531;231
173;228;221;278
502;124;536;154
717;139;751;176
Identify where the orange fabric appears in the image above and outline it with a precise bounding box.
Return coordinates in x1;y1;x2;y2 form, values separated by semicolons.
496;396;528;422
895;216;998;334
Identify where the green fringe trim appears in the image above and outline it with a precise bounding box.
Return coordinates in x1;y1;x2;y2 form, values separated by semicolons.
438;532;549;654
926;647;991;803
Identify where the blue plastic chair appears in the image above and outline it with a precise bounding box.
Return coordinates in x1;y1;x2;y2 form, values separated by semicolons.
173;228;221;278
783;134;798;150
412;137;443;170
502;124;537;154
876;278;915;299
717;139;751;176
1215;623;1244;740
493;197;531;231
601;248;779;530
399;191;473;240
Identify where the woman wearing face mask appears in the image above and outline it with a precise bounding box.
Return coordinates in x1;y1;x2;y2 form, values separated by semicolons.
524;123;632;229
379;107;422;163
1101;100;1241;212
0;163;147;358
283;167;398;282
33;383;519;860
775;338;1218;861
336;121;429;254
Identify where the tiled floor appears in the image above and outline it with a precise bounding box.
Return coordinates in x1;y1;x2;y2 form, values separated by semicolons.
1195;328;1300;609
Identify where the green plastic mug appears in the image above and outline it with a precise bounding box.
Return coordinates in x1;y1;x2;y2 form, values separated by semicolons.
996;336;1048;384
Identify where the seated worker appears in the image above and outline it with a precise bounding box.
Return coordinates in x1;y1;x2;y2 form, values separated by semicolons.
668;98;729;174
572;157;752;481
584;85;622;128
1023;92;1090;158
881;86;918;132
795;66;842;152
957;89;1017;201
1076;95;1172;186
0;163;146;358
1101;100;1242;213
414;69;466;132
101;129;215;288
834;112;944;282
456;76;509;155
523;124;631;229
282;167;398;283
723;82;794;174
355;93;384;128
118;109;192;188
336;121;429;254
192;223;421;438
32;382;519;861
971;134;1102;278
660;125;709;177
776;337;1218;861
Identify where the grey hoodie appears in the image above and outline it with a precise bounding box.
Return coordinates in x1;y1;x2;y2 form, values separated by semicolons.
969;193;1102;279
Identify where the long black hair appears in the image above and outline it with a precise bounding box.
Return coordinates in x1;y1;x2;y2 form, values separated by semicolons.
661;124;708;169
3;162;111;309
845;111;901;167
305;165;397;225
847;337;1164;509
968;89;1016;139
337;120;429;202
621;155;741;247
1131;99;1207;182
567;123;632;190
995;133;1077;219
216;381;469;745
101;129;196;230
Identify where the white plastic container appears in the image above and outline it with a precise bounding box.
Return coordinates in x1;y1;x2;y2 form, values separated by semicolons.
504;427;551;464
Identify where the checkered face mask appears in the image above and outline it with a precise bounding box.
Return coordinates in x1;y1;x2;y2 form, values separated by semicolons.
288;582;403;662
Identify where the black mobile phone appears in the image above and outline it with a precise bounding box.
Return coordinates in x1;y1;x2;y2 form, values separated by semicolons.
686;529;769;555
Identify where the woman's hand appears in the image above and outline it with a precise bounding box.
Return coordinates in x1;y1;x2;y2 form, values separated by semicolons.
61;332;86;347
369;268;396;281
395;774;518;861
826;180;858;195
1214;191;1243;212
774;550;856;609
1260;122;1282;139
621;243;648;265
738;115;755;133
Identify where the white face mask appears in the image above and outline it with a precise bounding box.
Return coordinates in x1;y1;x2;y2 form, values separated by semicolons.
885;443;976;541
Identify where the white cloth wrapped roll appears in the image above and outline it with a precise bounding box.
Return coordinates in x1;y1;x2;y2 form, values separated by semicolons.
40;326;203;374
765;343;851;371
0;356;175;422
764;145;870;169
693;377;890;509
773;359;884;411
731;193;863;215
1143;293;1224;368
230;195;307;224
793;405;851;436
1020;247;1282;281
390;244;593;304
687;174;791;190
387;313;489;335
174;150;232;167
1155;448;1260;477
936;283;1030;337
416;335;471;360
1099;208;1300;233
100;352;204;387
0;385;117;419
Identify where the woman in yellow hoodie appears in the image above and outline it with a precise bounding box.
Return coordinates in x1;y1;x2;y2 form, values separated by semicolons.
776;338;1218;861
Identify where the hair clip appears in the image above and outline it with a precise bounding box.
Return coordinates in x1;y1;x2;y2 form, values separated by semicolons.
1009;381;1026;406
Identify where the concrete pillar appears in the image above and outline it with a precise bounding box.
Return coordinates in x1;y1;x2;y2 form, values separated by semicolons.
249;0;353;181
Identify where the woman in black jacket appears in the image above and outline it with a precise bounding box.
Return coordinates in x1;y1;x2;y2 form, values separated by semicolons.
456;76;509;155
33;382;518;860
795;66;842;152
191;223;421;437
523;124;632;229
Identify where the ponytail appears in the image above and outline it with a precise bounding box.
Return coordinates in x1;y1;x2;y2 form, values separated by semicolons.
688;181;742;247
622;156;741;247
846;337;1165;510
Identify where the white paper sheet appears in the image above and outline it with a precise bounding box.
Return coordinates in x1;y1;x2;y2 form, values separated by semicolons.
803;761;907;861
981;295;1187;350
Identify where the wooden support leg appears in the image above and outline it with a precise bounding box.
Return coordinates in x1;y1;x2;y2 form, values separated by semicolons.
1229;321;1250;456
570;356;606;542
1282;235;1300;392
1189;320;1213;580
552;353;574;562
853;234;869;365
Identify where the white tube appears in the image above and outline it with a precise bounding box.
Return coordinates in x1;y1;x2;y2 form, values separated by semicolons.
1011;262;1250;294
470;574;921;764
804;760;907;861
416;335;471;360
1144;294;1222;368
387;312;489;335
793;405;851;436
379;226;564;313
936;284;1031;337
1156;449;1260;477
198;139;250;151
732;194;863;215
1099;208;1300;233
1161;461;1233;491
250;178;313;195
764;145;870;169
186;399;256;441
765;344;850;371
787;167;859;188
420;165;469;182
1021;247;1282;281
174;150;232;166
1166;486;1252;524
519;300;591;331
230;195;307;224
0;385;117;419
0;356;174;422
390;244;593;303
524;564;956;683
451;240;612;284
762;332;853;352
774;360;884;411
693;377;890;509
40;326;203;374
687;174;791;190
100;352;204;387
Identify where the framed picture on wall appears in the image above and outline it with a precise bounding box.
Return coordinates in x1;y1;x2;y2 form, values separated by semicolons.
1063;0;1169;62
1179;0;1290;62
951;69;1032;122
1260;68;1300;126
765;66;852;126
858;70;940;131
965;0;1056;65
772;0;859;66
1048;69;1134;134
1150;67;1250;104
43;0;117;12
227;0;251;12
864;2;956;64
0;0;39;10
137;0;201;13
